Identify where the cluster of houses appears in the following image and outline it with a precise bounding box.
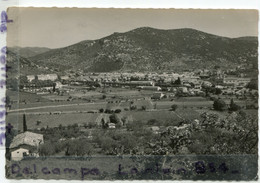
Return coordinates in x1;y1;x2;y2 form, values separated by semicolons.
21;71;255;101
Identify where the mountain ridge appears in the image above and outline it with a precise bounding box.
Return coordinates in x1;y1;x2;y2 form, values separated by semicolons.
14;27;259;73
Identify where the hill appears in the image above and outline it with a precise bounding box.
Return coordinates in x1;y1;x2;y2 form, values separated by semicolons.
6;49;52;78
26;27;258;72
8;46;51;58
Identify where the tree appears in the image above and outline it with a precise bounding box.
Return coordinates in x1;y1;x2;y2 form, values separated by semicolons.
39;142;56;156
109;114;120;124
114;109;121;113
247;79;258;90
171;104;178;111
23;113;27;132
53;82;56;92
213;99;227;111
174;77;181;85
215;88;222;95
147;119;159;125
102;95;107;99
101;118;108;129
229;99;240;111
99;108;104;113
6;96;11;108
65;139;93;156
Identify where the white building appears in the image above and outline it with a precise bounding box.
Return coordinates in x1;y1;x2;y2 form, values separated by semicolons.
9;131;44;161
37;74;58;81
26;75;35;82
223;77;251;86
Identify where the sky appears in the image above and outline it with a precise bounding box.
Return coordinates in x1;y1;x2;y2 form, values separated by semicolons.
7;8;259;49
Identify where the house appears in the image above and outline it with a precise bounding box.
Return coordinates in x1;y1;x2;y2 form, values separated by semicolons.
223;77;251;86
26;75;35;82
55;81;63;89
108;123;116;129
150;126;160;134
151;92;164;100
37;74;58;81
130;81;155;86
178;87;188;93
9;131;44;161
139;86;162;91
61;75;69;80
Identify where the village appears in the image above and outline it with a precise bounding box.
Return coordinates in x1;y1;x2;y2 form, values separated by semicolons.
5;65;258;161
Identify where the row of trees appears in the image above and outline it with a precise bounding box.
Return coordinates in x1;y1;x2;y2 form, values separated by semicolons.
39;139;93;156
213;98;241;111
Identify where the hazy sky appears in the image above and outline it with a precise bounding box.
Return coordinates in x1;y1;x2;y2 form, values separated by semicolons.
7;8;258;49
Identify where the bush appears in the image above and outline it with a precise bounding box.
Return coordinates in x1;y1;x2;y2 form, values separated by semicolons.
215;88;222;95
141;106;146;110
36;120;41;125
39;142;56;156
130;106;137;110
99;108;104;113
65;139;93;156
171;104;178;111
104;109;112;113
114;109;122;113
109;114;120;124
147;119;159;125
229;99;240;111
213;99;227;111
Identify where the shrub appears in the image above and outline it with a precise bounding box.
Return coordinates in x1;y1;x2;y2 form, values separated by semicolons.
147;119;159;125
39;142;56;156
229;99;241;111
114;109;122;113
36;120;41;126
215;88;222;95
109;114;120;124
65;139;93;156
99;108;104;113
213;99;227;111
130;106;137;110
171;104;178;111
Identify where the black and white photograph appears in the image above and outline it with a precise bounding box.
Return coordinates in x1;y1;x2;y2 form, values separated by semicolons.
4;8;258;180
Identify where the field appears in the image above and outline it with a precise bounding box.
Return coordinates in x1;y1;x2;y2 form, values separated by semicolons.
7;89;257;133
6;113;100;129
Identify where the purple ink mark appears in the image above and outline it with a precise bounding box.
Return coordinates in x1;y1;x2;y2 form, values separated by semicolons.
208;162;216;173
1;11;13;23
218;163;229;173
0;79;6;88
0;132;5;145
0;55;5;64
1;73;7;78
1;97;5;103
6;123;13;133
0;23;7;33
1;65;11;71
42;167;51;174
195;161;206;174
11;164;21;174
1;46;7;54
0;110;6;118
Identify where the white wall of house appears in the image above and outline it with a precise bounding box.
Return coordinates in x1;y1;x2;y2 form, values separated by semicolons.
11;148;29;161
